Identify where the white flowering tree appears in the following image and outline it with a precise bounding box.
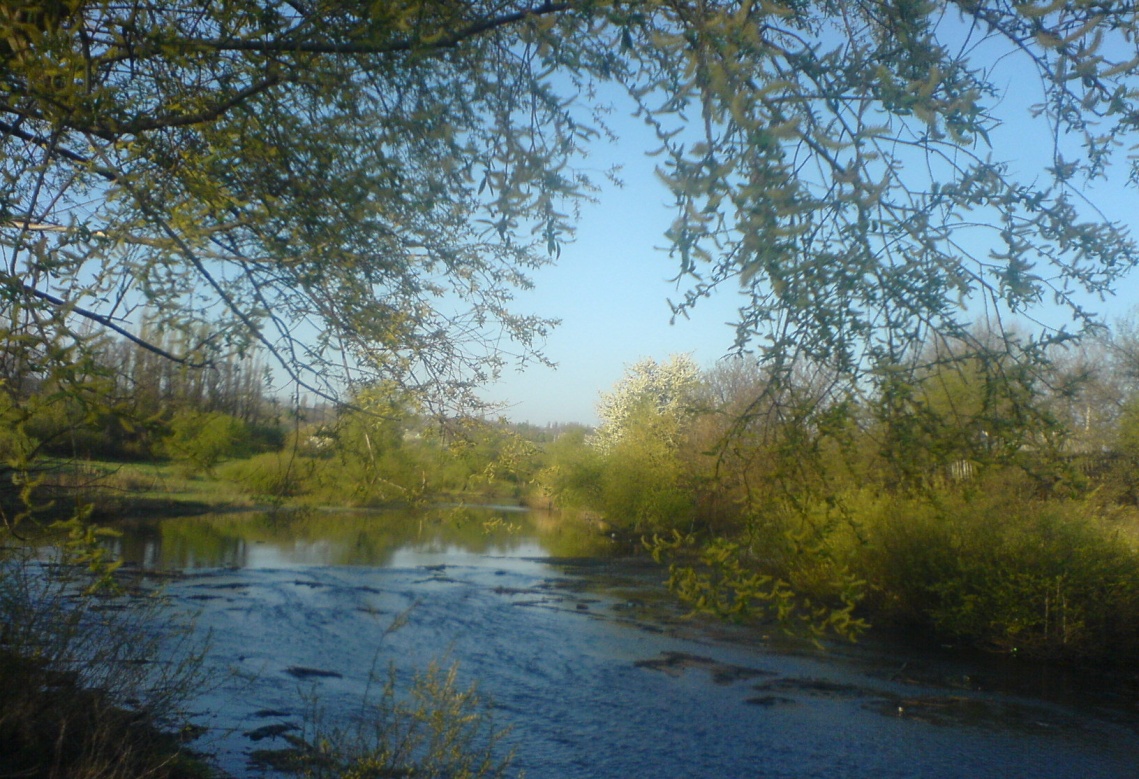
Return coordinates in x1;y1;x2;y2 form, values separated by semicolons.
591;355;703;454
576;355;702;531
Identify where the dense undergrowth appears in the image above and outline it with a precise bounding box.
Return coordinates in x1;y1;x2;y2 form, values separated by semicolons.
538;353;1139;664
545;419;1139;663
651;475;1139;662
833;481;1139;659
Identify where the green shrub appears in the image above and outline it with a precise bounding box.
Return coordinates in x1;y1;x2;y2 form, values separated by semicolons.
597;439;694;533
537;430;604;511
218;452;317;498
833;479;1139;660
261;661;514;779
540;410;696;532
164;410;249;475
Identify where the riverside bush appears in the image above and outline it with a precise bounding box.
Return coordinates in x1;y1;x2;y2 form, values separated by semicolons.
832;477;1139;660
218;451;318;498
539;410;697;533
537;429;604;511
597;442;695;533
268;661;514;779
164;410;250;476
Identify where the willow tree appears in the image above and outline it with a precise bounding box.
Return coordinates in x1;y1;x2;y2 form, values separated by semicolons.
3;0;1138;416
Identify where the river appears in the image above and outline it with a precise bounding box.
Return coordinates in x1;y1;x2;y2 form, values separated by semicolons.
102;505;1139;779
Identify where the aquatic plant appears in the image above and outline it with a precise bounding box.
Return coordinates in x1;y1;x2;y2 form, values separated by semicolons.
256;661;515;779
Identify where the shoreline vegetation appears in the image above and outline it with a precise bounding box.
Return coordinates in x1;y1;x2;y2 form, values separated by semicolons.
0;478;529;779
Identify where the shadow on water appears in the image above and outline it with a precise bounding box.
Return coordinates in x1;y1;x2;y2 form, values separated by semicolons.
100;507;1139;779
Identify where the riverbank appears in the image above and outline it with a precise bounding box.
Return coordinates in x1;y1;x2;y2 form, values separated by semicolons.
9;473;1139;778
8;502;1139;777
0;649;211;779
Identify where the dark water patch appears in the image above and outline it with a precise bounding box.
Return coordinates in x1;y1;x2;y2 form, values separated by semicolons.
492;585;540;596
252;709;291;718
864;694;1088;734
490;577;607;614
627;621;666;635
753;676;873;698
744;694;797;707
545;577;588;593
871;660;983;691
284;666;343;680
192;581;250;591
245;722;299;742
635;651;775;684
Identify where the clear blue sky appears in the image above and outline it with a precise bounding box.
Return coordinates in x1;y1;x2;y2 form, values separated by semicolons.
479;53;1139;428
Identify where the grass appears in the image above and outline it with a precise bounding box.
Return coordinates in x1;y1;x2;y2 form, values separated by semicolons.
22;458;262;522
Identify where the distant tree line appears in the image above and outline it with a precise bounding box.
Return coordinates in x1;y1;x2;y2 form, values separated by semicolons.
0;314;281;467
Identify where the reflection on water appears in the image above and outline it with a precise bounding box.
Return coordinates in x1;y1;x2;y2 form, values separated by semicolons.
107;505;618;569
101;507;1139;779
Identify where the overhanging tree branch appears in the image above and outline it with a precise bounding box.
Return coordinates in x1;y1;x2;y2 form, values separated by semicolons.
9;277;211;368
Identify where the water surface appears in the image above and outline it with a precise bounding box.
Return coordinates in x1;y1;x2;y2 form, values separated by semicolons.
107;507;1139;778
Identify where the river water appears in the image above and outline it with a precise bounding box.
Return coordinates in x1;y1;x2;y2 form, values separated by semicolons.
103;506;1139;779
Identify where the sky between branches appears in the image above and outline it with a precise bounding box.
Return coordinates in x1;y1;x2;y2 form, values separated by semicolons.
480;65;1139;427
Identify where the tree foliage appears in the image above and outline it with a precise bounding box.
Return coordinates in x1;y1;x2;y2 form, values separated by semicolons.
591;354;702;453
4;1;1139;416
544;347;1139;655
164;409;248;475
2;0;587;411
650;1;1139;371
